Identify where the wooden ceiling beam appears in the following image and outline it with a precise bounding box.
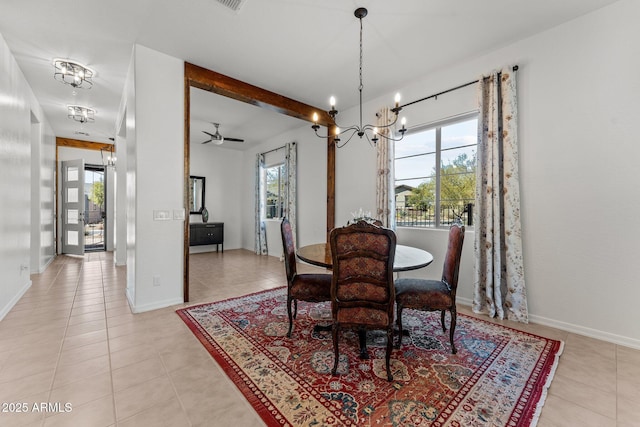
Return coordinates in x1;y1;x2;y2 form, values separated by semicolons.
56;137;115;152
185;62;333;127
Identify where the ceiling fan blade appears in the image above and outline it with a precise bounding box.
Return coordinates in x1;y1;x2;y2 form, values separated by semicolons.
224;137;244;143
201;138;212;144
202;131;215;137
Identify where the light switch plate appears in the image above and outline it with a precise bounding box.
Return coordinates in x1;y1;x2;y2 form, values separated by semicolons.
153;210;171;220
173;209;185;220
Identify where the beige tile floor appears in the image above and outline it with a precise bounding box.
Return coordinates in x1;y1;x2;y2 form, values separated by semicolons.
0;250;638;426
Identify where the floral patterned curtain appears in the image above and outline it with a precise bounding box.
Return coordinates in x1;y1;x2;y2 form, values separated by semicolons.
473;67;528;323
284;142;297;244
375;108;395;229
255;153;268;255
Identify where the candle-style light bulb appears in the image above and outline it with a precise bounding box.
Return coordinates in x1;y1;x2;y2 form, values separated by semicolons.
400;117;407;135
394;93;401;108
373;127;378;135
312;112;318;124
329;96;336;109
335;127;340;135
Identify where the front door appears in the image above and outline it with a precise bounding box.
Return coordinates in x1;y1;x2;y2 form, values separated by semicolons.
84;165;106;251
61;159;85;255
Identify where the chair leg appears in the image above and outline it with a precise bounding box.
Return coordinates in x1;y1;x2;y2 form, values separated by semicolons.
395;303;403;349
449;306;457;354
385;327;394;381
331;324;340;375
358;328;369;360
286;297;294;338
440;310;446;332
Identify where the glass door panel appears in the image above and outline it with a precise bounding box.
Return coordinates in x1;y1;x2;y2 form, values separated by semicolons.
61;159;85;255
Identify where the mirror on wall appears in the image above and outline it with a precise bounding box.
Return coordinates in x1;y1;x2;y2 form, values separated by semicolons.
189;175;206;214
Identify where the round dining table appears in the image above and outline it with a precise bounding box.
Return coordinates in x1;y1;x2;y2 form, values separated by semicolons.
297;243;434;272
296;242;434;359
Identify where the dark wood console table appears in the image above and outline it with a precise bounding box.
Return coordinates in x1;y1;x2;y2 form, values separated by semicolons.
189;222;224;252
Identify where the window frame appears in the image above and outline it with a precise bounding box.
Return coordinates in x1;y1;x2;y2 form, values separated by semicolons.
264;162;286;220
394;111;478;229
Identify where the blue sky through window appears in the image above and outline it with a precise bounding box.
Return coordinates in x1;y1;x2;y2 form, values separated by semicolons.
395;118;477;188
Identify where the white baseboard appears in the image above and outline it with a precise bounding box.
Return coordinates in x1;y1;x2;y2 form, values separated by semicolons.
528;313;640;350
128;296;184;314
126;287;135;310
39;255;55;274
0;280;32;321
457;296;640;350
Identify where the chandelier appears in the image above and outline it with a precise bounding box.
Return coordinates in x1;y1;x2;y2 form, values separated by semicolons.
67;105;95;123
311;7;406;147
53;59;94;89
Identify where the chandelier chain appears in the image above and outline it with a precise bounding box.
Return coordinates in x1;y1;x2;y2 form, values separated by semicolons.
359;17;363;92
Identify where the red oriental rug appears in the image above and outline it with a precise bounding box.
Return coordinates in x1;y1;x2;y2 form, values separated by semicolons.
176;288;563;426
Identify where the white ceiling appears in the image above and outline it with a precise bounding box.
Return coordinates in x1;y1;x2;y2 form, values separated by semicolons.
0;0;619;150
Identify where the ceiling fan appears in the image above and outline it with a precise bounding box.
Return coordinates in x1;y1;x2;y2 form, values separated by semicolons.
201;122;244;145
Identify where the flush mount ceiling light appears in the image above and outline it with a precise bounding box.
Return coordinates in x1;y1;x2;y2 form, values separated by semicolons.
53;59;94;89
67;105;95;123
311;7;406;147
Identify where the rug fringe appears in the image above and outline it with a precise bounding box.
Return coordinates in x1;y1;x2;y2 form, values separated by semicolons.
528;340;565;427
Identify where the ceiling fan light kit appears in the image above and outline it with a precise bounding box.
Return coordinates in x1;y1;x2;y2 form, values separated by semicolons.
201;122;244;145
311;7;406;147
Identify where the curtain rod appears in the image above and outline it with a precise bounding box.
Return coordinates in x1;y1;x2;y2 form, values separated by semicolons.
260;145;286;156
400;65;519;109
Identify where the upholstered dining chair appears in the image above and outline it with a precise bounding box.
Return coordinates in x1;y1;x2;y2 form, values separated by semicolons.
329;220;397;381
281;218;332;338
394;222;465;354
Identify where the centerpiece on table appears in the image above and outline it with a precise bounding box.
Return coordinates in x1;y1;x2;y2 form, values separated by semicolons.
347;208;379;225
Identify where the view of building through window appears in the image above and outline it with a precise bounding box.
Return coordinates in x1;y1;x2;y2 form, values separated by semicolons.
395;115;477;227
265;163;285;219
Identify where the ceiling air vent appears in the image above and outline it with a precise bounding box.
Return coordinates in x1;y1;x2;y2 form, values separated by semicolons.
215;0;246;12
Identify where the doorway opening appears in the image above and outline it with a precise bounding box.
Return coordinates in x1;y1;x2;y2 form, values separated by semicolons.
84;164;106;252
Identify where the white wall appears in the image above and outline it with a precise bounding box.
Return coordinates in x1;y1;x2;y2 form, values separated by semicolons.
318;0;640;347
189;142;243;252
0;33;56;320
120;45;185;313
29;110;56;273
30;118;41;272
115;100;128;267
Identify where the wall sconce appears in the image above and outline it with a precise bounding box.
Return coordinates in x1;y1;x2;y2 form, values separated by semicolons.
53;59;94;89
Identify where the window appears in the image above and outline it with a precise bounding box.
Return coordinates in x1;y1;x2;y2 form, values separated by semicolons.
265;163;285;219
395;114;477;227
